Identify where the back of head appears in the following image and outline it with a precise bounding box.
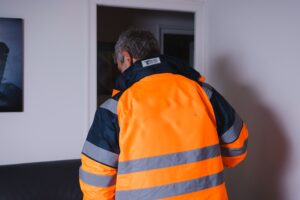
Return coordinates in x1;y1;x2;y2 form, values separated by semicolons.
114;28;160;63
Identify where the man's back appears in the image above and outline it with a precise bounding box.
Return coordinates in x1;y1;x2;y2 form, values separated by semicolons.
79;55;248;200
116;65;226;199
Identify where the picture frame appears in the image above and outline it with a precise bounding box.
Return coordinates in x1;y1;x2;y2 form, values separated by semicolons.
0;18;24;112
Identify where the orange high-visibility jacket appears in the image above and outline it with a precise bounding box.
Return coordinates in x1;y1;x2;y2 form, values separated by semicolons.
80;55;248;200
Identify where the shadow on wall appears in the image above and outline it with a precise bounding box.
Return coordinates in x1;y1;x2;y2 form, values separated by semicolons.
211;57;290;200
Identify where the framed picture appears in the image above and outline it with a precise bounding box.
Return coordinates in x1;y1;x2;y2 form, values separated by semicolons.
0;18;23;112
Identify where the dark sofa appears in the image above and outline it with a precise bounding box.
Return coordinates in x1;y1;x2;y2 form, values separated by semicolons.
0;159;82;200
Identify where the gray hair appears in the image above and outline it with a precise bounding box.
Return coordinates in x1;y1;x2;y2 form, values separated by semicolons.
114;28;160;63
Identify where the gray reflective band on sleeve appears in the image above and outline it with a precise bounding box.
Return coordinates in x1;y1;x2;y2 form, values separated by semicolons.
82;141;119;167
115;171;224;200
100;98;118;115
201;83;213;99
79;167;116;187
118;144;220;174
221;139;248;157
220;113;243;144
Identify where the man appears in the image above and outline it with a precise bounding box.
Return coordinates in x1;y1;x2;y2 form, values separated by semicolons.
79;29;248;200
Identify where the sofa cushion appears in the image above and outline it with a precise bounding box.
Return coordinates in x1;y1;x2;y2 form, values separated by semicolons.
0;159;82;200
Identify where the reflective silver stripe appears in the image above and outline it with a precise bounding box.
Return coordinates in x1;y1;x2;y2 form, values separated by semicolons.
79;167;116;187
221;139;248;157
220;113;243;144
116;171;224;200
118;144;220;174
100;98;118;115
82;141;118;167
201;83;213;99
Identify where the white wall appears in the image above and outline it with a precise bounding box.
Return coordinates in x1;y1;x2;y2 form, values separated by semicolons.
206;1;300;200
0;0;89;165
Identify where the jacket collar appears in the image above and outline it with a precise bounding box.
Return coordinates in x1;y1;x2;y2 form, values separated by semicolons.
114;54;202;92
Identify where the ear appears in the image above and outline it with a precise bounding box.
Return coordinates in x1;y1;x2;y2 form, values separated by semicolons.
121;51;133;67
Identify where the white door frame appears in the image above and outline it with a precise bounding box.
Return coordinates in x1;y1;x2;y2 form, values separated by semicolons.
88;0;207;125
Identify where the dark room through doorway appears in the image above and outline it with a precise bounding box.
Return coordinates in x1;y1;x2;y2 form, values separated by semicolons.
97;6;195;105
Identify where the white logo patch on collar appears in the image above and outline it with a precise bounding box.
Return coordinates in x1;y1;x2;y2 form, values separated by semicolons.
141;57;161;67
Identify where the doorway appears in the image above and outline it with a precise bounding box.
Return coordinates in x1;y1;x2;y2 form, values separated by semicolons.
97;6;195;105
88;0;205;124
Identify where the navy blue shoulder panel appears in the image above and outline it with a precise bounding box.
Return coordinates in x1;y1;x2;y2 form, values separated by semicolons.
209;88;236;137
86;101;120;154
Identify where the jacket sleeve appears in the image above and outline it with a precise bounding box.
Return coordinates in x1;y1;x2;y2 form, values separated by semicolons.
79;98;120;200
202;83;249;168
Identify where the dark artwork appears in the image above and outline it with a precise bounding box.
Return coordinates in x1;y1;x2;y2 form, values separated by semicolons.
97;42;120;105
0;18;23;112
164;34;194;66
